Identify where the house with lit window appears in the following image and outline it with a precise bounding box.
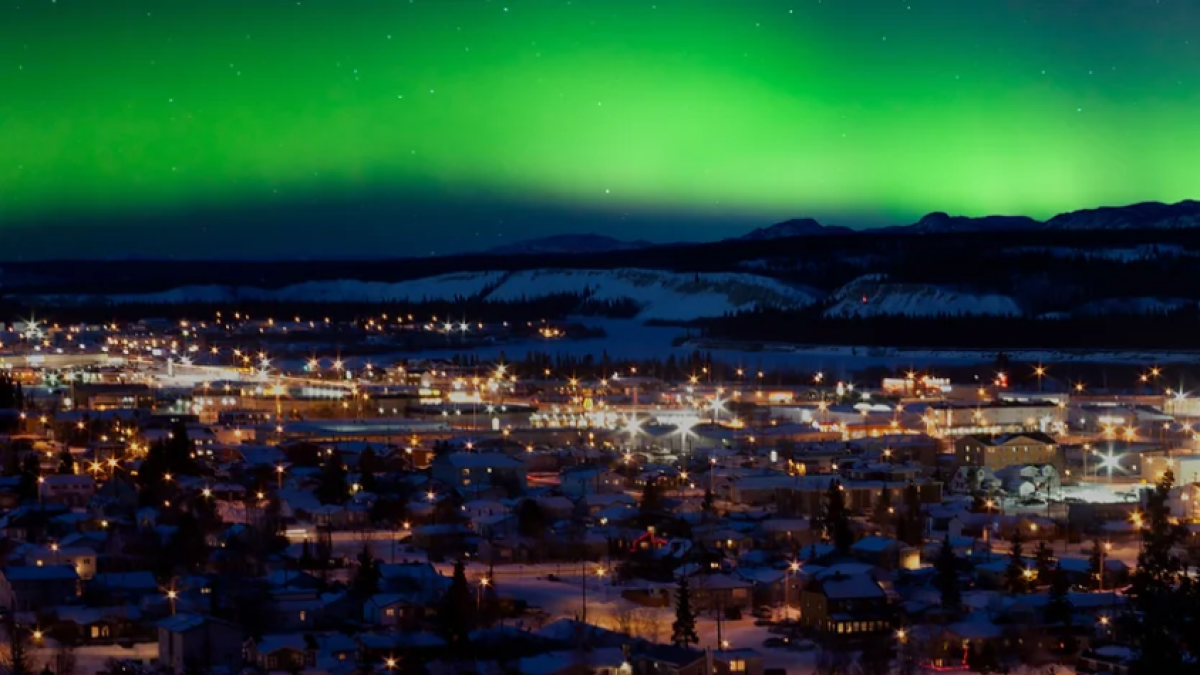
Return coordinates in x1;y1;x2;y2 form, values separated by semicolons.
632;644;707;675
798;572;893;639
712;649;764;675
955;432;1062;472
431;452;527;494
24;545;97;580
363;591;440;629
39;475;96;507
243;633;358;674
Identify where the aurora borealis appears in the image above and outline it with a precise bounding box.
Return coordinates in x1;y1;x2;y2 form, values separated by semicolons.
3;0;1200;258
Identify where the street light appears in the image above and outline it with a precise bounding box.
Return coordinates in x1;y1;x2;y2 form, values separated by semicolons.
786;561;800;619
477;577;490;612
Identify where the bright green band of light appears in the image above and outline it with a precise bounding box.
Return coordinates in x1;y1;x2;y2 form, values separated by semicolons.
2;0;1199;235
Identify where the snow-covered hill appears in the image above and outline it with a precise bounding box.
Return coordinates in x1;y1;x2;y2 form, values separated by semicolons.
82;269;818;322
824;275;1020;317
486;269;818;321
103;272;507;305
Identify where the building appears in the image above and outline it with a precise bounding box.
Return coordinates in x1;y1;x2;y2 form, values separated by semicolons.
955;432;1061;471
561;466;626;498
712;650;764;675
928;401;1060;437
431;452;527;493
24;545;97;580
517;648;630;675
798;573;893;638
157;614;244;675
0;565;80;611
632;644;707;675
39;474;96;507
775;476;942;519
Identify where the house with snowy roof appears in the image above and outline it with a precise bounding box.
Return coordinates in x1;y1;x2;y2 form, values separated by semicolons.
850;535;911;570
157;613;243;675
38;474;96;507
431;452;527;493
517;647;628;675
798;572;892;638
0;564;80;611
632;644;706;675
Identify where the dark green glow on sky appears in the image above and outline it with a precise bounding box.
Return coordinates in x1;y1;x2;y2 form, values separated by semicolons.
3;0;1200;254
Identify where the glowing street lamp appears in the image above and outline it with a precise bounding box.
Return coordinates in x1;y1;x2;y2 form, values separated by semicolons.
1095;449;1122;483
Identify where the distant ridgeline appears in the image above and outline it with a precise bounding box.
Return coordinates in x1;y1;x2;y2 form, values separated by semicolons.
6;219;1200;349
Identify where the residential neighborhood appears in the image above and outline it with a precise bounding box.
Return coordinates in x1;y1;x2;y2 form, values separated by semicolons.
0;328;1198;675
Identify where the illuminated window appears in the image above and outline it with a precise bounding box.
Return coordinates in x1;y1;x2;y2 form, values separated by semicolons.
299;610;307;622
730;660;746;673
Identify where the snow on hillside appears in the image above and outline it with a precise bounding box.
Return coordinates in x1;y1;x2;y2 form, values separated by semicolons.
1073;297;1195;316
824;275;1019;317
92;269;815;321
103;272;507;305
486;269;817;321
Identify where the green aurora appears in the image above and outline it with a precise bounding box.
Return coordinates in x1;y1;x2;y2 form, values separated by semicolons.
3;0;1200;254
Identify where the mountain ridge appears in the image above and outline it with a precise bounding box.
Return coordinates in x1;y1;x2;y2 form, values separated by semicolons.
485;233;653;256
738;199;1200;240
488;199;1200;251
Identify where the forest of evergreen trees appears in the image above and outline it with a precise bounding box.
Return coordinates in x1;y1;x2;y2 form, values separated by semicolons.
699;306;1200;350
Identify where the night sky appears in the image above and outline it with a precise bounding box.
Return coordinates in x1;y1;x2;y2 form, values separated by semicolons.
3;0;1199;259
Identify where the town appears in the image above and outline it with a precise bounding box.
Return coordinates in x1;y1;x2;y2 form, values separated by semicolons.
0;314;1197;675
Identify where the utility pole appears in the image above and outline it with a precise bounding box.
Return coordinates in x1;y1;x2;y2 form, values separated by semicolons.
581;558;588;626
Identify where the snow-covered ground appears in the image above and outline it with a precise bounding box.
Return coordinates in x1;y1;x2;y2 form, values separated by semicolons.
31;641;159;675
53;269;818;322
486;269;818;321
824;275;1020;317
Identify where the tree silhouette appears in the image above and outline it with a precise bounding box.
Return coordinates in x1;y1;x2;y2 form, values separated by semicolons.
1004;529;1028;595
1128;469;1189;675
872;486;893;528
934;537;961;613
1034;541;1054;585
671;574;699;648
1086;539;1104;591
315;456;350;505
55;449;74;475
638;478;664;527
0;617;33;675
351;543;381;599
821;480;854;554
438;560;474;646
516;500;545;539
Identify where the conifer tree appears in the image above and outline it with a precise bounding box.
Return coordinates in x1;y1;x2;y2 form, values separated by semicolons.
1086;539;1104;591
671;575;699;648
351;543;381;599
438;560;474;646
822;480;854;554
934;536;961;613
1034;540;1054;585
1004;528;1028;594
315;456;350;505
